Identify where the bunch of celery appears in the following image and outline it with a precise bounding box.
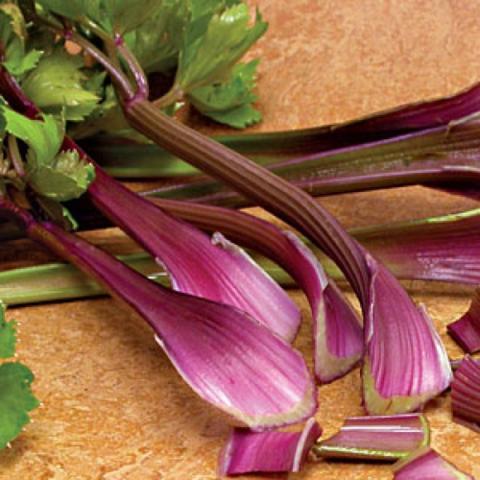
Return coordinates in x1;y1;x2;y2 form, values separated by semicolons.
0;2;477;478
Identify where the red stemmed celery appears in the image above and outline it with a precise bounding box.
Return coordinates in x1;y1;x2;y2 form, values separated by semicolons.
87;166;301;342
4;202;480;293
218;418;322;476
392;447;474;480
311;414;430;461
124;88;452;414
16;3;454;414
146;200;363;384
0;6;319;428
0;80;362;379
152;202;480;289
451;355;480;432
0;196;317;429
448;291;480;354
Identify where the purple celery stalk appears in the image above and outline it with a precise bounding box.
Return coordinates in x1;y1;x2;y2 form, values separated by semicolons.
86;165;301;342
392;447;475;480
123;93;453;415
309;79;480;135
0;65;363;382
125;77;480;164
143;122;480;208
352;208;480;286
451;355;480;433
151;199;363;384
448;291;480;354
311;414;430;461
47;200;480;289
218;417;322;476
1;44;454;416
285;234;363;384
450;357;480;371
363;255;451;414
0;59;364;382
0;197;316;429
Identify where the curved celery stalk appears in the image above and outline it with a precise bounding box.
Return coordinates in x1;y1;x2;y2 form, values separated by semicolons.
0;197;317;430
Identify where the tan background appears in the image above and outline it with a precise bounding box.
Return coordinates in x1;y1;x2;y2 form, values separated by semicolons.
1;1;480;478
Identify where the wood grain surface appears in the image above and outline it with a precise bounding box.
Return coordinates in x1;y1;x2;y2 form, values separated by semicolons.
1;1;480;479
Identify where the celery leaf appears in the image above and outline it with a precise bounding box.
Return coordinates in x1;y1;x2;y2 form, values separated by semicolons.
0;303;16;359
103;0;163;34
38;0;162;34
124;0;187;74
0;303;39;450
35;0;101;22
176;4;267;92
0;105;95;200
0;362;39;449
22;49;101;122
0;104;63;166
28;149;96;201
189;59;262;128
0;5;42;77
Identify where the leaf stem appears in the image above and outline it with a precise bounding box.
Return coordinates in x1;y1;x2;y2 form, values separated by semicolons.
63;28;135;100
113;34;149;100
7;136;25;178
153;85;184;109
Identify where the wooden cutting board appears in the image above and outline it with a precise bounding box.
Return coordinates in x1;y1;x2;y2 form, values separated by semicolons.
1;1;480;478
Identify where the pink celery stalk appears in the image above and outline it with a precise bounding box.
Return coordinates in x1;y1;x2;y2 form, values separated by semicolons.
312;414;429;461
0;43;452;417
2;200;317;430
451;355;480;432
392;447;474;480
87;166;300;342
218;417;321;475
352;209;480;286
448;291;480;354
284;233;362;384
363;255;452;414
147;200;364;384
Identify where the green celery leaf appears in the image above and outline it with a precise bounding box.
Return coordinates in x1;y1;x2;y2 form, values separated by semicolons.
0;362;39;449
0;103;64;167
28;150;96;201
38;0;162;34
22;49;101;122
36;0;101;23
200;103;261;128
0;5;42;77
189;59;262;128
176;3;267;92
0;105;95;200
103;0;164;34
124;0;187;74
0;303;16;359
